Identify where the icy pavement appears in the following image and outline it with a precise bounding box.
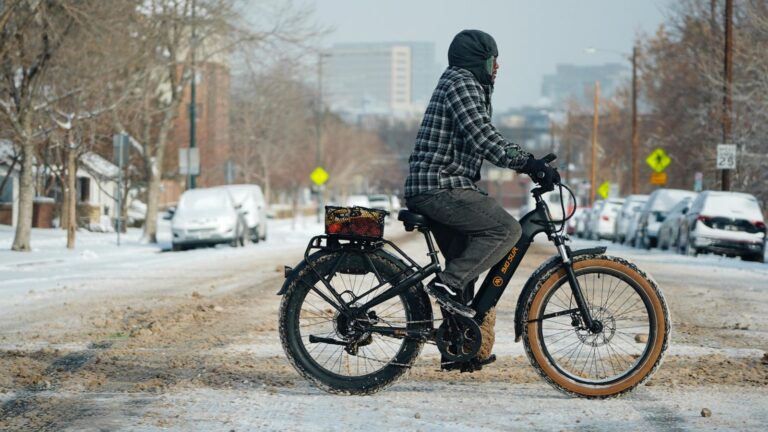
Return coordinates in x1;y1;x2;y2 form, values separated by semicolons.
1;221;767;431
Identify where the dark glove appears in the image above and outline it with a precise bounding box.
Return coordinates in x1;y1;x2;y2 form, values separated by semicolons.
522;156;560;188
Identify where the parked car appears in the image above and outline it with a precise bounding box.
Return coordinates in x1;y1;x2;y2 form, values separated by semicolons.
345;195;370;207
623;211;644;246
390;195;402;211
573;206;591;238
657;197;693;250
368;194;392;213
216;184;268;242
587;198;624;240
170;188;246;251
614;195;648;244
678;191;766;262
567;207;587;236
634;189;697;249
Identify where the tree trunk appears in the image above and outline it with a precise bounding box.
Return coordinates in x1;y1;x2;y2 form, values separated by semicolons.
142;105;173;243
11;142;34;251
66;147;77;249
60;174;70;229
264;171;271;206
143;166;161;243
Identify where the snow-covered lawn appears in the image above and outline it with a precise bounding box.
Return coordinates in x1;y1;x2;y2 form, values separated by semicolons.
0;216;327;299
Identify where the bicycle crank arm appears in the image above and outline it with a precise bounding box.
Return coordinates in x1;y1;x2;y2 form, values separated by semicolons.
308;335;349;346
368;326;433;340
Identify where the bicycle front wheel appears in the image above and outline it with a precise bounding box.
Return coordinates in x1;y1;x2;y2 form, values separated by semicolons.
522;255;670;398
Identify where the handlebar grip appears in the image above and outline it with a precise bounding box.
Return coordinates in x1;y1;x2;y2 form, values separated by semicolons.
542;153;557;164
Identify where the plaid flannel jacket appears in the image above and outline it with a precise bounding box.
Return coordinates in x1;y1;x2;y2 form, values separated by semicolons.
404;67;531;197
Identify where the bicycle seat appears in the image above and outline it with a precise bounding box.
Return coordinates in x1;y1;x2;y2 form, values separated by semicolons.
398;209;429;231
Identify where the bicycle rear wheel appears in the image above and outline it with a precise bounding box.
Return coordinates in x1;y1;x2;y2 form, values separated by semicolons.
522;255;669;398
279;250;431;395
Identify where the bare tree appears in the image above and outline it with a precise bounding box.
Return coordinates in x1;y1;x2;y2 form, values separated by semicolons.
230;63;314;203
0;0;80;251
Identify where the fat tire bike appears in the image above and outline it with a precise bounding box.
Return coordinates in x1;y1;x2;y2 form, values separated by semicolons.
277;154;670;398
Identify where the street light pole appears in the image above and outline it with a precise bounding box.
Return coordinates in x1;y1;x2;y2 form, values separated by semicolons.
315;53;330;222
585;46;639;194
631;44;639;194
721;0;733;191
187;0;197;190
591;81;600;206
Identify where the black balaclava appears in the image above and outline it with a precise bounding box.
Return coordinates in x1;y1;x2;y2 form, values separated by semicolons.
448;29;498;85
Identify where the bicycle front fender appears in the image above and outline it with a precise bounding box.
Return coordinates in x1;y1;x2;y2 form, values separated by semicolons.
513;246;607;342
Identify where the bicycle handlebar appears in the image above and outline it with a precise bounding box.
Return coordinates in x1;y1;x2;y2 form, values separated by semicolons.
530;153;559;196
541;153;557;164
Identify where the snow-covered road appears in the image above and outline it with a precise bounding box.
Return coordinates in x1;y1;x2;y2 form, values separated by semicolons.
1;221;766;431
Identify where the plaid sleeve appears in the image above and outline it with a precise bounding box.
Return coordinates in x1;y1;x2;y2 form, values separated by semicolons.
446;78;531;170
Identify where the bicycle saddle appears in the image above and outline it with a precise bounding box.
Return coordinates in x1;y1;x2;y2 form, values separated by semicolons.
398;209;429;231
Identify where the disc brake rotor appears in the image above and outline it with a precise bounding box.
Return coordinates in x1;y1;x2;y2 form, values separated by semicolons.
575;306;616;347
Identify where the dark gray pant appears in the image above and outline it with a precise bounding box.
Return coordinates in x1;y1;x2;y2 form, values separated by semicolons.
405;188;522;296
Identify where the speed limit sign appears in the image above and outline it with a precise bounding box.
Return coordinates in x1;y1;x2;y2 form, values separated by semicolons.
716;144;736;170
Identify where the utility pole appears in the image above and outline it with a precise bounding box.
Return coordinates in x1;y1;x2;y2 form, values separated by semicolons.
631;44;639;194
590;82;600;206
187;0;198;190
315;53;328;222
721;0;733;191
565;110;572;184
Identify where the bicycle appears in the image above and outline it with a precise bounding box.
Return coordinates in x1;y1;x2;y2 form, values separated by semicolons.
277;154;670;398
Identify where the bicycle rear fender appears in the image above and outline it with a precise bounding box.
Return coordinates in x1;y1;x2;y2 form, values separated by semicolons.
513;246;607;342
277;249;332;296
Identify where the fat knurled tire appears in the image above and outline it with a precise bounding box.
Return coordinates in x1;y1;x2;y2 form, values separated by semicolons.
279;251;430;395
521;254;670;399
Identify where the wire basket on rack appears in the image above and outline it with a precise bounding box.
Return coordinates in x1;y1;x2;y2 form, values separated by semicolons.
325;206;388;239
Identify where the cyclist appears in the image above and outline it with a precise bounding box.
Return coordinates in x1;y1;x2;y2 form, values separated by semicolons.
404;30;558;322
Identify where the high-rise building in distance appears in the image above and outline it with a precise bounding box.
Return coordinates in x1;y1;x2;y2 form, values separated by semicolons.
323;42;440;117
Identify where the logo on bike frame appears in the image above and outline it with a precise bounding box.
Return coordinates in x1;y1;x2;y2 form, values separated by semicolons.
492;276;504;287
500;247;519;274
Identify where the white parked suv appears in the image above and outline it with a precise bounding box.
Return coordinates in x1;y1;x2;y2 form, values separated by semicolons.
634;189;697;249
216;184;268;242
588;198;624;240
678;191;766;262
170;188;247;251
614;195;648;244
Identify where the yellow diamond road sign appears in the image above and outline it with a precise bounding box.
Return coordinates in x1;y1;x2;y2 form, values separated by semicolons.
646;148;671;173
310;166;329;186
597;181;610;199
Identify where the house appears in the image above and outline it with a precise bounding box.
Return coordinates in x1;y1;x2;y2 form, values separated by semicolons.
76;152;120;231
0;140;121;230
0;140;20;227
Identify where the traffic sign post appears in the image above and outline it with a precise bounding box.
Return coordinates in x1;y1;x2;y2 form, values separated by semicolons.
716;144;736;170
310;166;329;186
645;148;671;173
310;166;329;223
650;172;667;186
597;181;610;199
694;172;703;192
112;133;130;246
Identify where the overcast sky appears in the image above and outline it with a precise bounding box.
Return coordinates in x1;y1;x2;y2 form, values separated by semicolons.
307;0;673;111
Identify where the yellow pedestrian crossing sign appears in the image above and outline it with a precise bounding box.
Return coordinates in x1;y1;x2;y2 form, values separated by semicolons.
597;181;610;199
646;148;671;173
310;166;329;186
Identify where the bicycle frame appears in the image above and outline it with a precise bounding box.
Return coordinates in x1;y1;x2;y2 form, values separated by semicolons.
289;187;598;337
